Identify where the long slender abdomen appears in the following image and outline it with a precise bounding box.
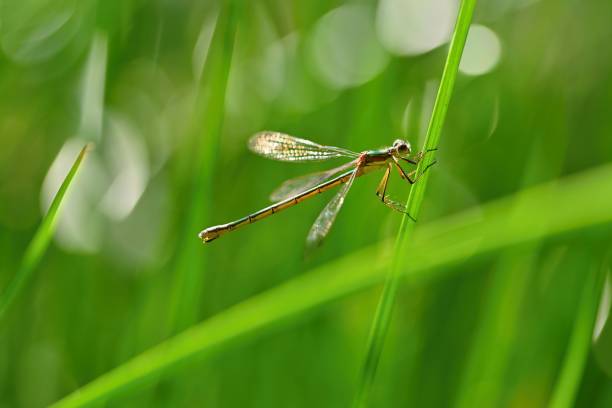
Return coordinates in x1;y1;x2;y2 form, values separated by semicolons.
199;164;382;243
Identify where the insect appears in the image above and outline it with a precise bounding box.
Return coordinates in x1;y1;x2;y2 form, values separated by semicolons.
199;131;435;247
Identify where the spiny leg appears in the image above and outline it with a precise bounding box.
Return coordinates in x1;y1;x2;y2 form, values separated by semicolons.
400;147;438;165
393;157;417;184
420;159;437;175
375;163;392;199
375;163;416;222
393;156;437;184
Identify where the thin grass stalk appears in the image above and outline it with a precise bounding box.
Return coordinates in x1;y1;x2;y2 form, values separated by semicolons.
0;144;90;321
455;110;570;407
454;247;537;408
353;0;477;405
168;1;241;332
49;162;612;408
549;259;608;408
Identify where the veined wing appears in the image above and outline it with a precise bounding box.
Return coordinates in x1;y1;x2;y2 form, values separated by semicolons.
269;160;357;202
248;131;359;162
306;168;358;248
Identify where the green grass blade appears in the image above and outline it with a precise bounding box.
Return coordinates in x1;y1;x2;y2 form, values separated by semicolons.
168;1;241;332
549;259;608;408
454;99;571;408
454;247;537;408
0;143;91;320
49;162;612;407
353;0;477;405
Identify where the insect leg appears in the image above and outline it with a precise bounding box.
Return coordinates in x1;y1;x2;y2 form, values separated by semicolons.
421;160;437;175
393;157;437;184
375;163;392;200
375;163;417;221
400;147;438;165
392;157;417;184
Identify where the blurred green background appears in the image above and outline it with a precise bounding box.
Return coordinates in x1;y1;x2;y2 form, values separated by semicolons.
1;0;612;407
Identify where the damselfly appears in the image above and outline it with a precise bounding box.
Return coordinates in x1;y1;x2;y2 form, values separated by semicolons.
199;131;434;247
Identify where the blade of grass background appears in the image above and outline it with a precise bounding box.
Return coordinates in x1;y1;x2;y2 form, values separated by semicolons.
50;162;612;407
454;92;570;408
454;248;537;408
157;3;241;404
0;144;90;321
353;0;477;405
168;1;241;332
549;259;608;408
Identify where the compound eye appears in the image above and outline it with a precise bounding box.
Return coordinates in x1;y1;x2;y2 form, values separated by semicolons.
393;139;411;155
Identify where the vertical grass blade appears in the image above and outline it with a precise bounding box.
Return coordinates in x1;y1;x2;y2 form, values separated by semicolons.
454;247;537;408
549;259;608;408
168;1;241;332
0;144;90;320
353;0;477;405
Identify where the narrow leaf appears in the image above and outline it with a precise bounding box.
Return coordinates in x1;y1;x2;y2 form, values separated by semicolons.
0;143;91;320
549;259;608;408
353;0;478;405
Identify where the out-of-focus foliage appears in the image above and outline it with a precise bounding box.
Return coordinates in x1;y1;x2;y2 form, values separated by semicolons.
1;0;611;407
0;144;89;320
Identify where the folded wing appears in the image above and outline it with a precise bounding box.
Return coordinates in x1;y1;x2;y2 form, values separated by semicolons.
269;161;357;202
249;131;359;162
306;168;358;248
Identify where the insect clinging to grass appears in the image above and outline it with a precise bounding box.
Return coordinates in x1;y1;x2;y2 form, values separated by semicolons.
199;131;436;247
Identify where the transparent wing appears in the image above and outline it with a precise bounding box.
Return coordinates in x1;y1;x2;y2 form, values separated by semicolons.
248;131;359;162
306;168;358;248
269;160;357;202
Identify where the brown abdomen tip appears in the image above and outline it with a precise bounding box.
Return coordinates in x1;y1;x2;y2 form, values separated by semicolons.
198;228;219;243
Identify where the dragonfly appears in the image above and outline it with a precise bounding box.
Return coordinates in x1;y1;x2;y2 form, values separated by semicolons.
199;131;435;247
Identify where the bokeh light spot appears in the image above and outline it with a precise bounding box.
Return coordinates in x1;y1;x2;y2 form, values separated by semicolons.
376;0;458;56
308;5;389;89
192;13;218;82
1;0;79;64
594;274;611;342
100;115;149;221
459;25;502;76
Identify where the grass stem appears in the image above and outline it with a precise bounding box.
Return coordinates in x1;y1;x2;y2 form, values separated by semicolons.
549;258;608;408
168;1;241;332
352;0;477;405
0;144;90;321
